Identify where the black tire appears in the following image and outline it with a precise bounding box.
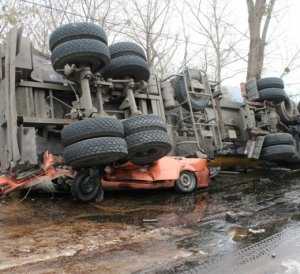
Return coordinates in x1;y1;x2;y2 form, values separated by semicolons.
263;133;295;147
61;117;124;146
49;22;108;51
123;114;167;136
261;144;296;161
290;152;300;163
257;88;287;104
63;137;127;168
276;98;298;125
175;76;210;111
109;42;147;61
71;173;100;202
51;39;110;73
126;129;171;165
175;171;197;194
101;55;150;81
257;77;284;90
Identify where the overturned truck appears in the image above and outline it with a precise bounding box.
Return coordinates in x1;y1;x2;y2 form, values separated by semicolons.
0;23;300;198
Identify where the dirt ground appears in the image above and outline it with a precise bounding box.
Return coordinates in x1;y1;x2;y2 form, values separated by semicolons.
1;170;300;273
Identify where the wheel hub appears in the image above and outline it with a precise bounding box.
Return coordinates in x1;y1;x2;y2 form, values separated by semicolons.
80;176;97;194
181;173;193;188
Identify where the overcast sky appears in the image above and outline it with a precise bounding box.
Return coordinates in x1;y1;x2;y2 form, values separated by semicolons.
221;1;300;100
6;0;300;101
163;0;300;101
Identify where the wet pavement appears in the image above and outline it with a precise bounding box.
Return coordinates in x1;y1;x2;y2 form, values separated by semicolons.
1;171;300;273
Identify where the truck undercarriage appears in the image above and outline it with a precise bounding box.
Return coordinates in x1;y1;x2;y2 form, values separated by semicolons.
1;24;300;201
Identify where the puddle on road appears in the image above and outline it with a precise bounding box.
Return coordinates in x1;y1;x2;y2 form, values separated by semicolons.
0;173;300;273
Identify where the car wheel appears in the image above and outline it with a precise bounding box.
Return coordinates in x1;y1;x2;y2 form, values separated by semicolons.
175;171;197;193
71;173;100;202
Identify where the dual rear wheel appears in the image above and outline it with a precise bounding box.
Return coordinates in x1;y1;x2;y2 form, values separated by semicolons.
261;133;300;163
50;23;150;81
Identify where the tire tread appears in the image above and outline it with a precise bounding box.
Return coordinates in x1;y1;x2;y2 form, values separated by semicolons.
49;22;107;51
61;117;124;146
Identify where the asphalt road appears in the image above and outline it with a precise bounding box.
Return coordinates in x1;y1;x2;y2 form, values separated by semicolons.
0;171;300;273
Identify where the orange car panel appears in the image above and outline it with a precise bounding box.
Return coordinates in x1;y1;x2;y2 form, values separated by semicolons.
102;156;209;190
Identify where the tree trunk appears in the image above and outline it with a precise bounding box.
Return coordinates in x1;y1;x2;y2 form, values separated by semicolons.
246;0;276;81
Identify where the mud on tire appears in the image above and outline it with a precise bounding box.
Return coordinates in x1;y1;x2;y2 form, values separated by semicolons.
126;129;171;165
51;39;110;73
123;114;167;136
61;117;124;146
49;22;108;51
63;137;127;168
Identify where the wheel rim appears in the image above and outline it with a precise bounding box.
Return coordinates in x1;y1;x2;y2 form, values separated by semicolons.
80;176;97;195
179;172;196;191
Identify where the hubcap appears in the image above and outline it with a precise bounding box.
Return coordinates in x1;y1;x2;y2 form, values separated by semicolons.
180;172;195;190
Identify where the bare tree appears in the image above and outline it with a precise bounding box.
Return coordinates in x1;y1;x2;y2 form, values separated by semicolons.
280;48;300;79
15;0;118;53
121;0;179;77
0;0;27;40
185;0;245;88
246;0;276;80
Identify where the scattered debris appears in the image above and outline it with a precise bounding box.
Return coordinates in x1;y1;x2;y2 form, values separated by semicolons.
143;219;158;223
248;228;266;234
225;211;253;223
